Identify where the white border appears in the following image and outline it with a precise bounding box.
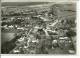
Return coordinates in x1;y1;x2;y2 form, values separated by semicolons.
77;0;80;56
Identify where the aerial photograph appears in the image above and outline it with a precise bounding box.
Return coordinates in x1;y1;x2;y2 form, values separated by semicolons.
1;0;76;54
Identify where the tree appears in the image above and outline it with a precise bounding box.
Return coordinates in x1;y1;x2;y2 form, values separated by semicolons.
66;29;76;37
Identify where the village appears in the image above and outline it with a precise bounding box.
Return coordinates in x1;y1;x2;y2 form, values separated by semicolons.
1;3;76;54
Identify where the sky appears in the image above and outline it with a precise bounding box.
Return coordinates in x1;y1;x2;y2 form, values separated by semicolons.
1;0;76;2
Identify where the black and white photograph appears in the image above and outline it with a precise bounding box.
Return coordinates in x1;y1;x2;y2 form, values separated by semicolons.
1;0;76;54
